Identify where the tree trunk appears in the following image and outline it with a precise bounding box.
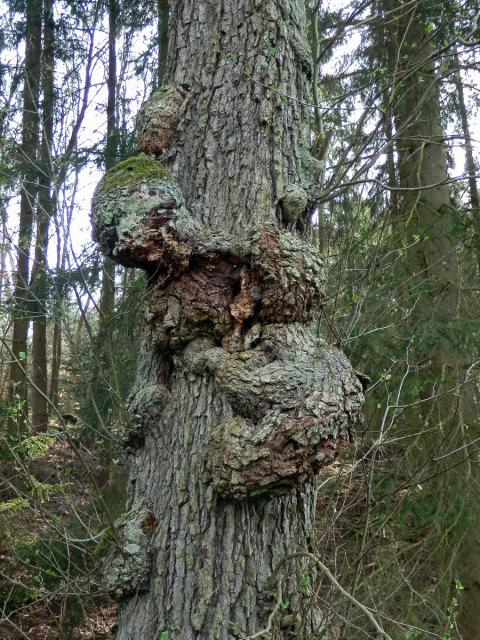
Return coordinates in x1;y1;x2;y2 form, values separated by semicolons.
157;0;169;86
97;0;118;350
389;2;462;412
9;0;42;429
93;0;119;467
452;45;480;277
387;4;480;637
31;0;55;432
92;2;364;638
0;201;7;303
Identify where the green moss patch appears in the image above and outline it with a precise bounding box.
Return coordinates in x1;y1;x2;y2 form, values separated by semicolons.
98;156;172;193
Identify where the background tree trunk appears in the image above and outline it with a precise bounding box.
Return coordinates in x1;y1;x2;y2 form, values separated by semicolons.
386;3;480;636
391;5;461;403
157;0;169;87
31;0;55;432
9;0;42;429
93;0;119;485
452;44;480;277
97;0;118;347
93;1;364;638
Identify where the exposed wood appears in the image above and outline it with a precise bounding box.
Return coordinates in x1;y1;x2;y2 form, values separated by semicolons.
92;1;364;637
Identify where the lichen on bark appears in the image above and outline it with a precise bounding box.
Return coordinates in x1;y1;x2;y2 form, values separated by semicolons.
186;324;363;499
91;1;365;637
92;159;188;269
96;155;172;193
101;506;156;600
137;84;186;155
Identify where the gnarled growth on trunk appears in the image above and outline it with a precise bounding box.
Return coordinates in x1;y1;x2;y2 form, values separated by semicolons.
92;1;364;637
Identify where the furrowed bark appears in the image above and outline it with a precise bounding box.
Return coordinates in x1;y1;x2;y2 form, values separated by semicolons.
92;1;364;638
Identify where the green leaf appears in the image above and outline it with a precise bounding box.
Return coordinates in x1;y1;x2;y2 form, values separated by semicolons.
19;351;26;360
299;574;311;590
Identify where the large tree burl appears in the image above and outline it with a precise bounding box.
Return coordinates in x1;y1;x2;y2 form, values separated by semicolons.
137;85;185;155
91;155;365;501
186;325;363;499
92;158;326;349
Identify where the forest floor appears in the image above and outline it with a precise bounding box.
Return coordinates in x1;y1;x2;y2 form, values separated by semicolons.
0;434;431;639
0;430;119;640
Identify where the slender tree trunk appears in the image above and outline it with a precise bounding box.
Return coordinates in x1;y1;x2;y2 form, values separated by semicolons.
47;8;98;409
0;202;7;303
93;0;119;487
49;318;61;406
452;45;480;277
97;0;118;384
99;0;118;337
93;2;363;638
9;0;42;430
31;0;55;432
157;0;169;86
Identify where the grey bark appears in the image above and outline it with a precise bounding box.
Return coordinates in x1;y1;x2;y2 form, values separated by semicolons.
157;0;169;86
9;0;42;428
92;1;364;638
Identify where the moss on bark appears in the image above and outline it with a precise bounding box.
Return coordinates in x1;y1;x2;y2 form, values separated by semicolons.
97;156;172;194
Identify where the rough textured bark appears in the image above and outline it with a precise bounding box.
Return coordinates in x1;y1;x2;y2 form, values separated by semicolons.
31;0;55;432
9;0;42;428
92;2;364;638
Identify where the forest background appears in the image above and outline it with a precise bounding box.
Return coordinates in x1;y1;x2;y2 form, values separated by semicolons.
1;0;480;638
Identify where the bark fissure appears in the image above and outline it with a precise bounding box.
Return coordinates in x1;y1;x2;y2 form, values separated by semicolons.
92;1;364;637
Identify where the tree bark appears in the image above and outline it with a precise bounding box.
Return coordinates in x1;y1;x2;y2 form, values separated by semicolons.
157;0;169;86
389;3;461;410
452;45;480;278
9;0;42;429
94;0;119;463
31;0;55;432
386;4;480;637
92;1;364;637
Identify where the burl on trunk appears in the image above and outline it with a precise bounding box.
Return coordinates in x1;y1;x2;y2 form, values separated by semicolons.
92;1;364;638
